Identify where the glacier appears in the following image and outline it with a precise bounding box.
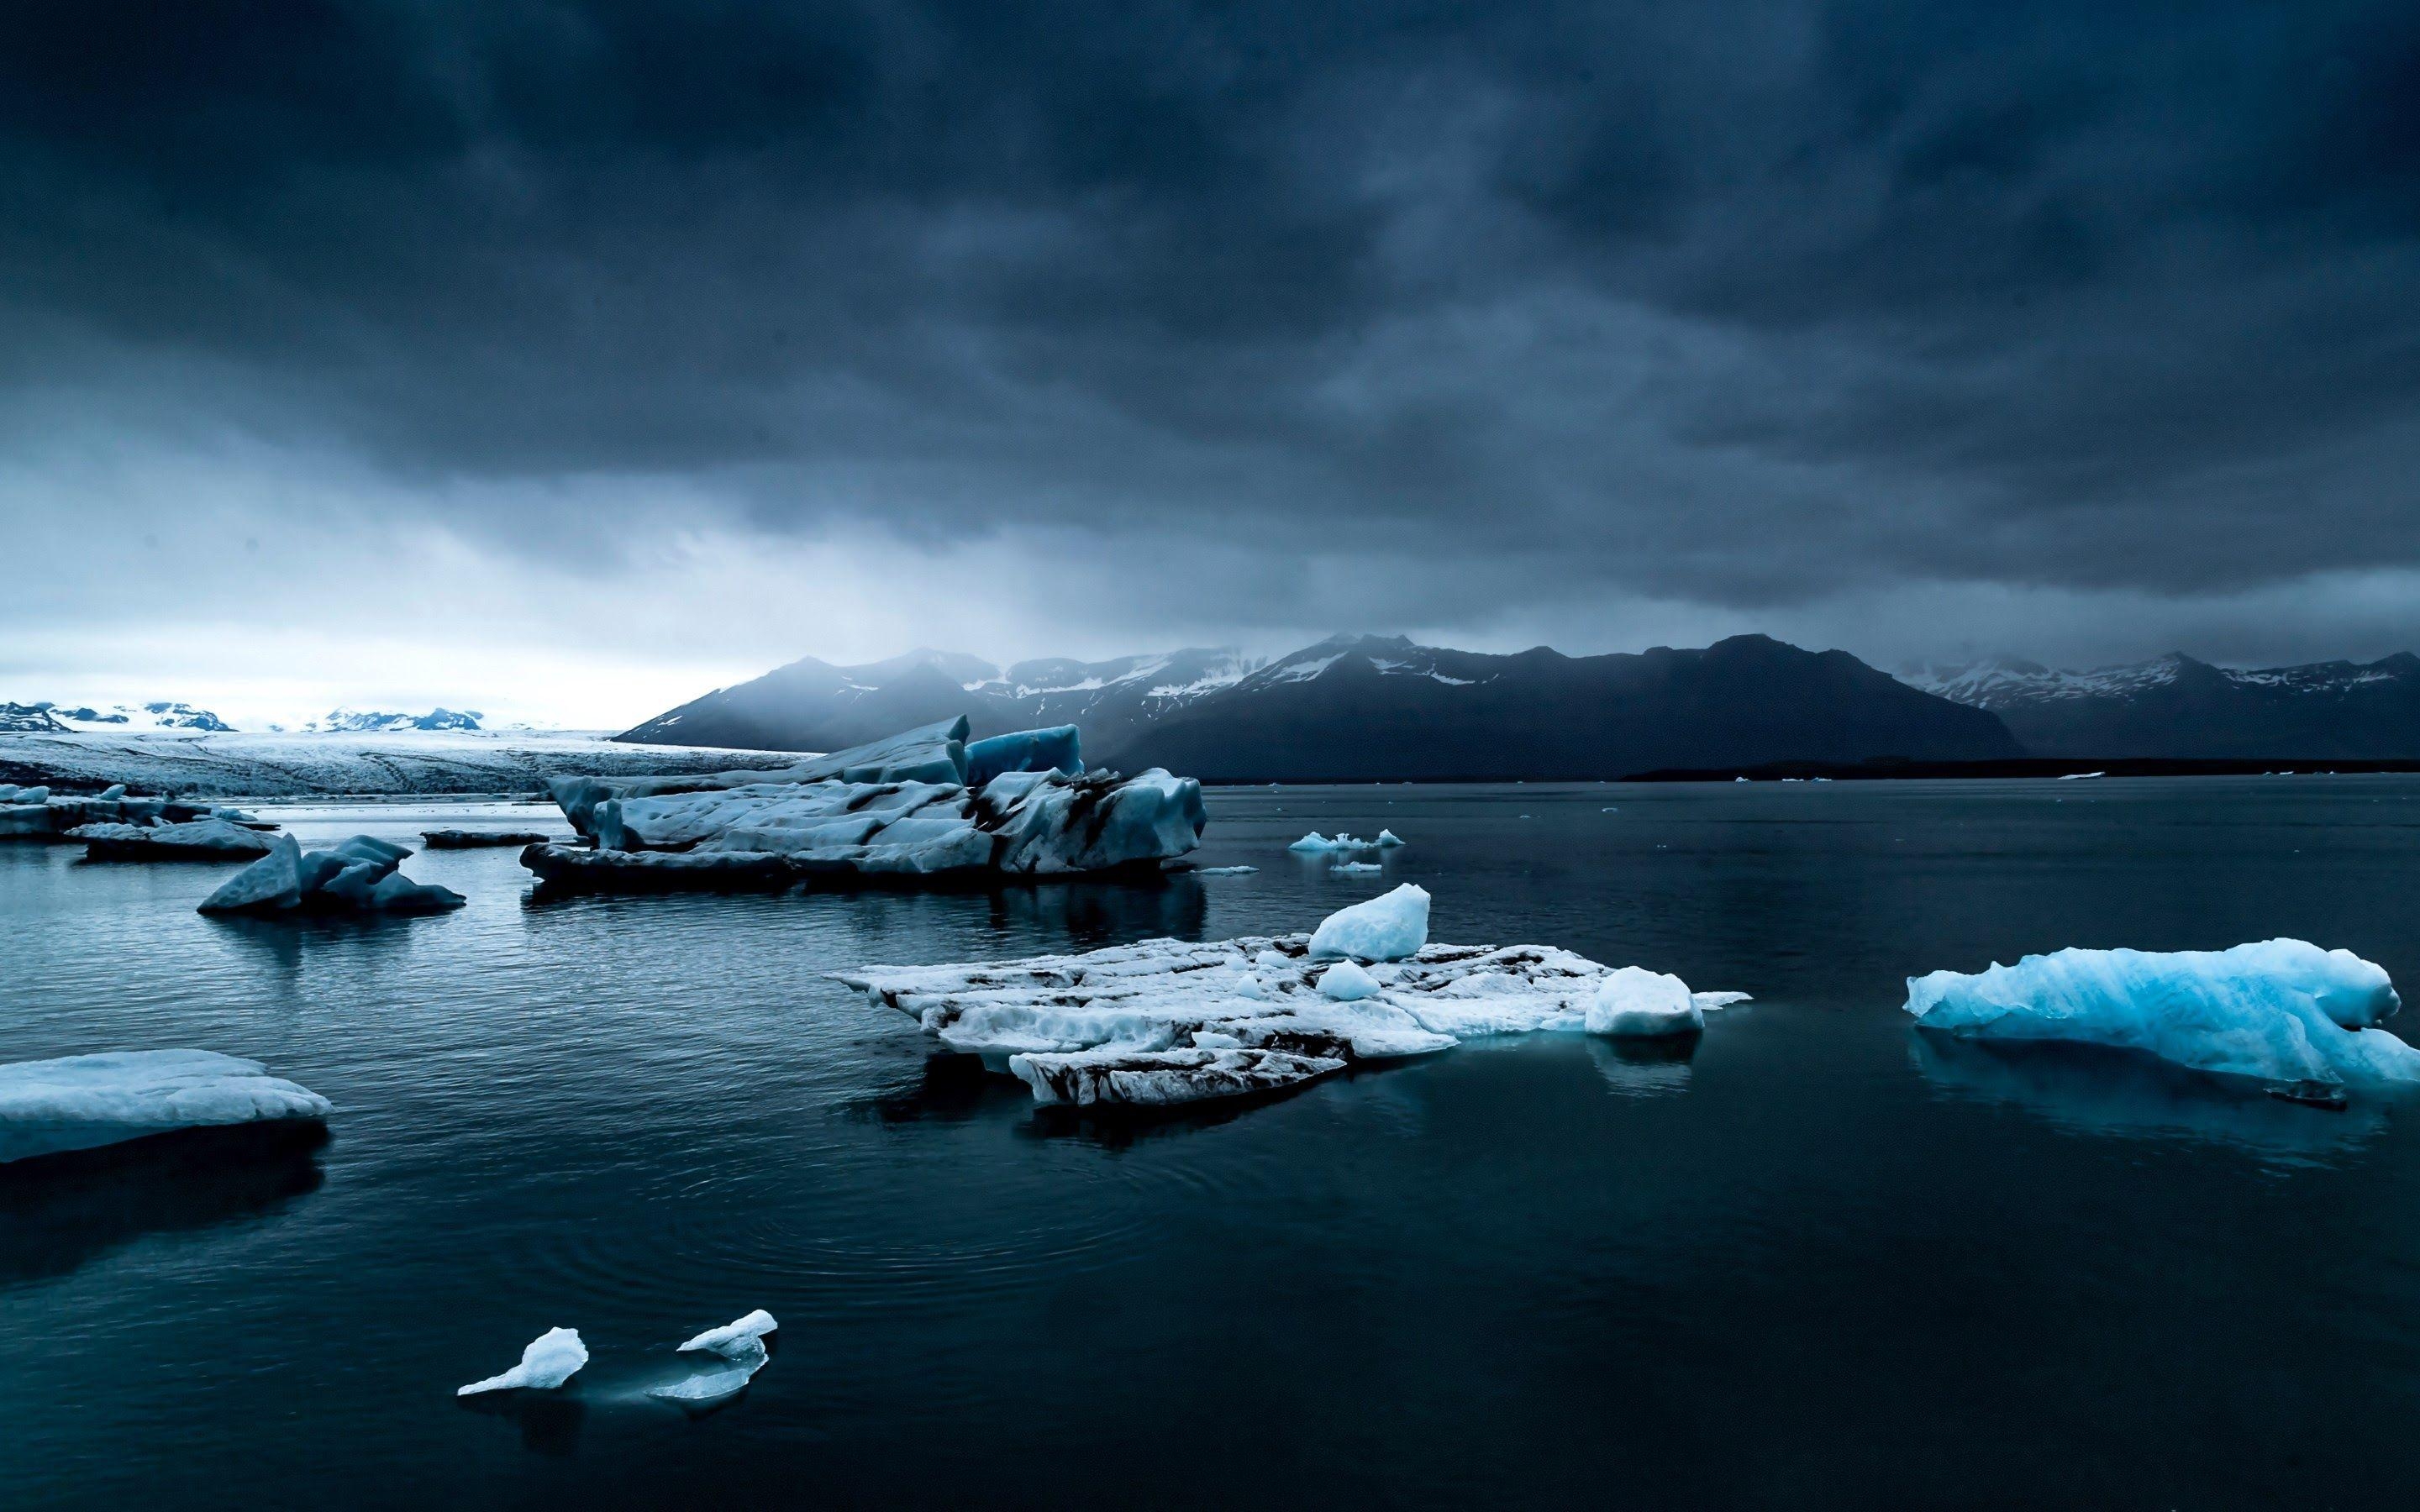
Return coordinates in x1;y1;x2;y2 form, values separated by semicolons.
836;891;1743;1110
523;718;1206;891
458;1328;588;1396
199;833;466;916
1903;940;2419;1089
0;1049;332;1164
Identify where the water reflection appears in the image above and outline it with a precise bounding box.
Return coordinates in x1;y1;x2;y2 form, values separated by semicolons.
1586;1036;1698;1098
455;1389;587;1457
1909;1032;2386;1163
0;1125;329;1286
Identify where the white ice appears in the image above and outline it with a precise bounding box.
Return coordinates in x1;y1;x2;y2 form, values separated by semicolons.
839;907;1742;1107
1194;865;1259;876
1586;967;1704;1037
1331;860;1382;875
1903;939;2417;1087
1287;832;1383;853
680;1310;778;1355
650;1310;778;1404
458;1328;589;1395
0;1049;331;1164
1307;884;1430;962
1376;829;1405;846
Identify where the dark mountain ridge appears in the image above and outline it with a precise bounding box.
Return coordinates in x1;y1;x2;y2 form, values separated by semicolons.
620;633;2021;780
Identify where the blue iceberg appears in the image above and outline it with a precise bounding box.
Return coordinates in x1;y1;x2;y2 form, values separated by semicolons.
1904;940;2419;1089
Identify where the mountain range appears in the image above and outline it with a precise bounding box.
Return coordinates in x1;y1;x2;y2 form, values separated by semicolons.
618;633;2023;780
1901;653;2420;758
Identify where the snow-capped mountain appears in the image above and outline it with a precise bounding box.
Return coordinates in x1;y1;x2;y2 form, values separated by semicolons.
3;700;236;732
1901;653;2420;757
300;708;486;733
621;633;2018;779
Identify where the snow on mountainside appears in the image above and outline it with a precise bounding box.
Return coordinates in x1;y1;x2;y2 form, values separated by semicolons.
1902;653;2420;758
0;729;801;798
622;632;2019;780
299;707;486;733
5;700;237;732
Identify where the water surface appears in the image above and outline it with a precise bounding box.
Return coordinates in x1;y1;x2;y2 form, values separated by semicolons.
6;780;2420;1509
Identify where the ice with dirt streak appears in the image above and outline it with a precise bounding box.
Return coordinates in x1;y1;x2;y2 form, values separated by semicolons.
837;890;1744;1109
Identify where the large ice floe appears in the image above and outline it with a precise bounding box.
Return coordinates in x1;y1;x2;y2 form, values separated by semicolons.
0;1049;332;1164
199;833;466;915
1904;940;2420;1091
69;817;276;861
522;717;1204;891
836;884;1744;1109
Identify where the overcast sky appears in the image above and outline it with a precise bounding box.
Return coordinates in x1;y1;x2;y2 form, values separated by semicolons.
6;1;2418;727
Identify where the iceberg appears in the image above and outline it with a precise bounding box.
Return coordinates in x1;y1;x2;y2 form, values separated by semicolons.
0;786;220;841
523;719;1205;892
1903;940;2419;1089
1376;829;1405;847
70;818;275;861
1331;860;1382;875
1586;968;1703;1038
1307;884;1430;962
420;828;550;849
546;717;976;837
964;724;1081;786
458;1328;588;1395
0;1049;332;1164
199;833;466;916
837;892;1743;1110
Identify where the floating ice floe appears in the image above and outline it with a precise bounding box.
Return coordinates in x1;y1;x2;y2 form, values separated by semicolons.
523;718;1203;890
69;818;275;861
1331;860;1382;875
199;833;466;915
2057;771;2107;781
1287;831;1391;853
420;828;550;849
1192;864;1259;876
650;1310;779;1405
459;1328;588;1395
836;887;1744;1109
1904;940;2419;1090
0;785;238;842
0;1049;331;1164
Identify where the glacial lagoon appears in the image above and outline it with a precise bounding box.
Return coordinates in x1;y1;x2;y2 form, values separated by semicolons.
8;777;2420;1508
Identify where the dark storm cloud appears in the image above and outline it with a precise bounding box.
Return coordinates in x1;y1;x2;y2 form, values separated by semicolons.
5;0;2419;633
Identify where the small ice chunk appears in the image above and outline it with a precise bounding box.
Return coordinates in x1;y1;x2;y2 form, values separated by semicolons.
97;784;126;801
2057;771;2106;781
1376;829;1404;847
1288;832;1381;853
1318;961;1384;1001
1331;861;1382;875
1194;865;1259;875
680;1310;778;1357
1307;884;1430;962
1586;967;1703;1038
457;1327;588;1395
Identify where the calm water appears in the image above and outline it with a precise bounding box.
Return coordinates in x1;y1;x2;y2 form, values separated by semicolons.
7;779;2420;1509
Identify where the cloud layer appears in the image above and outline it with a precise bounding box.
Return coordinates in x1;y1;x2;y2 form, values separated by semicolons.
6;1;2418;721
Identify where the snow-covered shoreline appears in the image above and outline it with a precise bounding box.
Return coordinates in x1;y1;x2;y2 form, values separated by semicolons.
0;729;804;800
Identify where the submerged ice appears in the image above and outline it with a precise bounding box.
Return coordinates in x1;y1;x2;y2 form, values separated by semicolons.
838;890;1742;1109
1904;940;2418;1089
651;1310;779;1405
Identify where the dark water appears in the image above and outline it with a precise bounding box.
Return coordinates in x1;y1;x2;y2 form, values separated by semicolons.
7;779;2420;1509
